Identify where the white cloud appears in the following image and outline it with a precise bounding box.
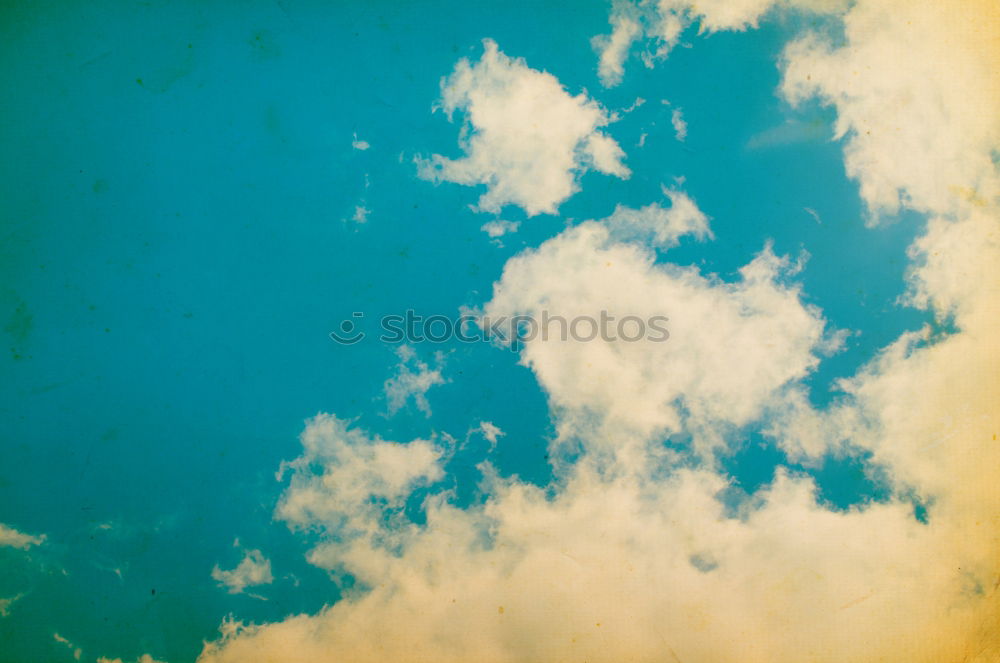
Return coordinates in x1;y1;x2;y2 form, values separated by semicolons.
212;548;274;595
480;219;520;239
670;107;687;141
781;0;1000;219
351;204;369;224
476;421;505;452
477;421;504;444
0;523;44;549
418;39;629;216
199;419;992;663
351;132;370;151
594;0;847;86
767;10;1000;630
384;345;446;416
602;187;711;249
274;414;445;574
484;220;828;463
593;13;643;88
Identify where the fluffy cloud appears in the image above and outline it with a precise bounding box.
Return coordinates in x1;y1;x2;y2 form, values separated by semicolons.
212;548;274;595
484;212;828;465
781;0;1000;219
199;425;992;663
0;523;44;549
766;5;1000;629
418;39;629;216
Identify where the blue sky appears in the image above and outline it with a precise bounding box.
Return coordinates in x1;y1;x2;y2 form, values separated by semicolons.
1;2;998;662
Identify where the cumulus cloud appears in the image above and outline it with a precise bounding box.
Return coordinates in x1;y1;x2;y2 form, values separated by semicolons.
199;420;994;663
198;3;1000;662
211;548;274;595
485;219;828;461
418;39;629;216
766;7;1000;629
781;0;1000;219
384;345;446;416
0;523;44;549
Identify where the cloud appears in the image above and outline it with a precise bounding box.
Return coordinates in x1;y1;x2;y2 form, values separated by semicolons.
476;421;505;452
670;107;687;141
484;215;828;461
351;132;370;151
384;345;446;416
781;0;1000;219
0;593;24;618
351;204;369;224
766;10;1000;639
602;186;711;249
54;633;81;661
593;12;643;87
477;421;504;444
418;39;629;216
594;0;847;86
480;219;520;239
212;548;274;595
97;656;167;663
274;414;445;575
199;420;993;663
0;523;44;549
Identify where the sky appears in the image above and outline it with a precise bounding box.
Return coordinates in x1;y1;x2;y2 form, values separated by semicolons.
0;1;998;662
